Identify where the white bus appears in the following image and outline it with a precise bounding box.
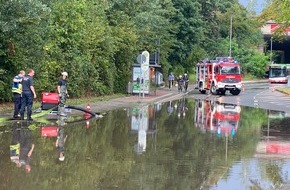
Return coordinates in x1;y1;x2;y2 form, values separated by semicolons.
268;64;290;83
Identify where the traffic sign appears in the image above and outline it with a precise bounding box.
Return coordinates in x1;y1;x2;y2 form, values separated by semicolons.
137;54;146;64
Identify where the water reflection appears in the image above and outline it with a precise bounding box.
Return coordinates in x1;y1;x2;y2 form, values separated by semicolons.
194;99;240;137
177;98;188;118
131;106;148;153
212;109;290;190
10;122;35;173
3;99;290;189
256;110;290;159
41;116;68;161
130;105;158;154
56;117;67;161
10;123;21;165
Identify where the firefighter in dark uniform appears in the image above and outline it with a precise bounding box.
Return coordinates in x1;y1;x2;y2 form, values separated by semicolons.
20;69;36;121
57;72;69;116
183;73;189;92
12;70;25;118
177;75;184;93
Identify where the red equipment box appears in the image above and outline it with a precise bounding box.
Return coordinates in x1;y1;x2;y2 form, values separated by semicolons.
41;92;59;110
41;126;58;137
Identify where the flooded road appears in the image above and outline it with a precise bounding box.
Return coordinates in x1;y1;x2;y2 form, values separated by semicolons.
1;98;290;190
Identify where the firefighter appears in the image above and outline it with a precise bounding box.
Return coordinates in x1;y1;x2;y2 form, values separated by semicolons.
177;75;184;93
57;72;69;116
183;73;189;92
12;70;25;119
20;69;36;121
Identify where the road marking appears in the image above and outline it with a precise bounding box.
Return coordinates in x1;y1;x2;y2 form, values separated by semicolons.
253;90;290;109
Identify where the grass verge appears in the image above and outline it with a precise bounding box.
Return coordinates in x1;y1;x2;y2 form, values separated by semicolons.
276;87;290;95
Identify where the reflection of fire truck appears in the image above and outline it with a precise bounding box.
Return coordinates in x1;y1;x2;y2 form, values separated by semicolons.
255;110;290;158
194;99;241;136
196;57;242;95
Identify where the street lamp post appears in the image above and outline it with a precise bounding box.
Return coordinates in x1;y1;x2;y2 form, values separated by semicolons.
270;37;273;63
229;16;232;57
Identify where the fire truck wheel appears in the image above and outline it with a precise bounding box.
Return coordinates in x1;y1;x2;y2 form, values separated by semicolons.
210;85;217;95
219;90;226;95
199;90;206;94
230;89;241;95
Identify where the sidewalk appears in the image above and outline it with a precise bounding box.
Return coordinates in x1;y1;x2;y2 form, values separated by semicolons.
113;79;268;104
113;86;190;103
86;86;189;114
0;86;186;119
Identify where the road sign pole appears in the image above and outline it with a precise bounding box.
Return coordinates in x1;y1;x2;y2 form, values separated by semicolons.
143;77;145;98
139;55;142;99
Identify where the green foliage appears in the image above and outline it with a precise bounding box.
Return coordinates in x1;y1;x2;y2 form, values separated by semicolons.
172;65;185;79
0;0;50;101
0;0;270;102
185;45;207;73
169;0;203;65
242;53;269;78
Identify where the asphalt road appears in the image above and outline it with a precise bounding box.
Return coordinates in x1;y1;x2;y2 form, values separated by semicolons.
189;81;290;115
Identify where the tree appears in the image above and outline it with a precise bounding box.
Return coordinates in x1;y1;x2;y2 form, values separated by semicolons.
258;0;290;35
169;0;203;66
0;0;50;101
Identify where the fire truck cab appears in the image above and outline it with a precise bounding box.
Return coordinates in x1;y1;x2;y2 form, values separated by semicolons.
196;57;242;95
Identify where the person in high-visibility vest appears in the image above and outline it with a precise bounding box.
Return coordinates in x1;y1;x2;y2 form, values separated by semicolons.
12;70;25;119
57;72;69;116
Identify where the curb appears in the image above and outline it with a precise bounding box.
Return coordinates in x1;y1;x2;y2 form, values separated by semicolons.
242;79;268;84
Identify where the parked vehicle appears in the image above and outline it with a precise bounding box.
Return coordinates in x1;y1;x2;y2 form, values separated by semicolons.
196;57;242;95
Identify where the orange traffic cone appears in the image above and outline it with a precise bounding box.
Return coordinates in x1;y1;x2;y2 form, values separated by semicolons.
85;102;91;119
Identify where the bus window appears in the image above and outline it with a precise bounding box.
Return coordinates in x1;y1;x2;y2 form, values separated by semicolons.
269;67;286;77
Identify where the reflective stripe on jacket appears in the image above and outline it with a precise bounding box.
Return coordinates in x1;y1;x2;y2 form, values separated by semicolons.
12;76;22;94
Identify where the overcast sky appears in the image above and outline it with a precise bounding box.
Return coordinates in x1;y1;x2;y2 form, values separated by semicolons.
239;0;267;14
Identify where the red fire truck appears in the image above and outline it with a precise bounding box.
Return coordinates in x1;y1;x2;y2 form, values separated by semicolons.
196;57;242;95
194;99;241;137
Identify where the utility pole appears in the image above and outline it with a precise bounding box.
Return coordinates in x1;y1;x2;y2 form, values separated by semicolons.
270;37;273;63
229;16;232;57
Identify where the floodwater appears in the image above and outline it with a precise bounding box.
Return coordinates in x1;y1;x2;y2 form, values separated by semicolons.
1;98;290;190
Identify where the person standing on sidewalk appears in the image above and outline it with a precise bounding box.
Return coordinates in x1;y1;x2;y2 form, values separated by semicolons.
12;70;25;119
177;75;184;93
183;73;189;92
20;69;36;121
168;72;175;89
57;72;69;116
